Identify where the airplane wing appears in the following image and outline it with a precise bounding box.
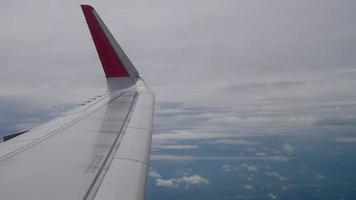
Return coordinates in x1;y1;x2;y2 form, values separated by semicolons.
0;5;154;200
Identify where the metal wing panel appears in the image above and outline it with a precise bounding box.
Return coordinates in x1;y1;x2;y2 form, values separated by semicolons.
94;80;155;200
0;87;138;199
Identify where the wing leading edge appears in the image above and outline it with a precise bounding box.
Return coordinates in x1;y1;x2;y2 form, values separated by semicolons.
0;5;154;200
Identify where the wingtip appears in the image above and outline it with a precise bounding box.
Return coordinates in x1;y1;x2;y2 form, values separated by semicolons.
80;4;94;11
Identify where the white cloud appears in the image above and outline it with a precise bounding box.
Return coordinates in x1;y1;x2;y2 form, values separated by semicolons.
256;152;267;156
282;143;295;155
244;185;253;190
247;166;258;173
222;164;232;173
148;170;161;179
239;163;249;169
237;163;258;173
152;144;198;149
268;193;277;199
149;168;209;188
315;174;325;179
266;171;288;181
179;175;209;185
155;175;209;188
156;178;176;188
222;163;259;173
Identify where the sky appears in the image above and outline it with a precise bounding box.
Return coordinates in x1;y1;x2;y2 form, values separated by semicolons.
1;0;356;199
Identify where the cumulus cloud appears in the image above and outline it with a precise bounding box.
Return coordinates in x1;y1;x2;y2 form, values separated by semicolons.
156;178;176;187
244;185;253;190
266;171;288;181
222;164;232;173
180;175;209;185
236;163;258;173
282;143;295;155
148;170;161;179
268;193;277;199
222;163;259;174
247;166;258;173
315;174;325;179
155;175;209;188
148;168;209;188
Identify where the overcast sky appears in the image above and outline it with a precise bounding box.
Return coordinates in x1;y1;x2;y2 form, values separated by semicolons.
1;0;356;138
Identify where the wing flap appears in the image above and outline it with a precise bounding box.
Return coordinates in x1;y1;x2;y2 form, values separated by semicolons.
95;157;147;200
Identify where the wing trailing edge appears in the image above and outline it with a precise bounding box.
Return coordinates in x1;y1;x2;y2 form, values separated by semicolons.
81;5;139;91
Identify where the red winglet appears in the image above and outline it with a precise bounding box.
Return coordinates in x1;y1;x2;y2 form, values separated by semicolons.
81;5;130;78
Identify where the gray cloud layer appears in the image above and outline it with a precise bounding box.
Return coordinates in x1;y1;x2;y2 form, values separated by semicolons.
1;1;356;138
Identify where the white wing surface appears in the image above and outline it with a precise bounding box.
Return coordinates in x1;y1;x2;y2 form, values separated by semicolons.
0;5;154;200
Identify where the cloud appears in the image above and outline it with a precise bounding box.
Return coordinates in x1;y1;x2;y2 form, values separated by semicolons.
156;178;176;188
180;175;209;185
152;130;237;142
222;164;232;173
212;139;260;145
226;81;306;93
153;130;286;145
0;96;75;136
148;168;209;188
315;174;325;179
247;166;258;173
151;155;290;162
244;185;253;190
268;193;277;200
335;137;356;143
282;143;295;155
148;170;161;179
222;163;259;173
237;163;258;173
3;1;356;142
155;175;209;188
266;171;288;181
256;152;267;156
152;144;198;149
315;116;356;126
